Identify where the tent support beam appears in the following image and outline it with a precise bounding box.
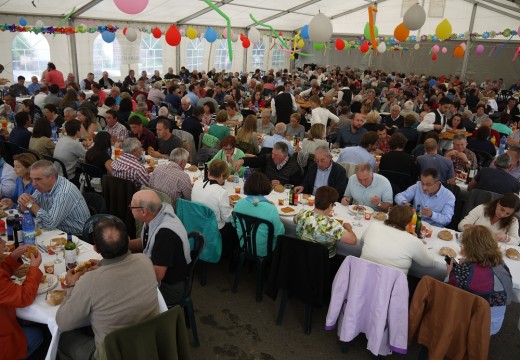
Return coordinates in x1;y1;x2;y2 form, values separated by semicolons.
72;0;105;18
331;0;388;20
177;0;234;24
68;18;79;78
461;0;520;20
246;0;321;28
460;2;478;82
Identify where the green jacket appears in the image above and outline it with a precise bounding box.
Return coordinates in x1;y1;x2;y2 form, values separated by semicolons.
208;148;246;176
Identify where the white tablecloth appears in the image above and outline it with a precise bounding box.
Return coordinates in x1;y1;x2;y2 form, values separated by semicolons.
14;229;167;360
184;171;520;304
82;89;111;99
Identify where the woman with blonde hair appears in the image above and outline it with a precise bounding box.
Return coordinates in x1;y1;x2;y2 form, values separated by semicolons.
301;123;328;155
235;114;259;155
363;110;380;132
447;225;513;335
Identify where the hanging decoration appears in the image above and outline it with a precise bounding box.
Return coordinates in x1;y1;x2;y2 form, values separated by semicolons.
403;3;426;31
368;3;378;50
240;34;251;48
114;0;149;15
394;23;410;42
248;27;261;44
300;25;309;40
475;44;485;55
360;41;370;53
125;27;138;42
453;45;465;58
250;13;289;49
152;26;162;39
308;12;333;43
204;27;218;43
186;27;198;40
101;30;115;43
435;19;452;40
377;42;387;53
335;38;345;50
165;25;181;46
202;0;233;61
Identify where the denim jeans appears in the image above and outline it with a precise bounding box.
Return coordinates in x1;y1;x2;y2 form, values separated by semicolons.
22;326;43;358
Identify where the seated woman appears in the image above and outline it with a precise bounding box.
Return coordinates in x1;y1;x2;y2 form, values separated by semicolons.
0;153;37;210
294;186;356;258
301;123;328;155
208;110;230;141
458;193;520;246
285;113;306;140
208;136;245;176
360;205;435;274
77;108;98;145
191;160;237;257
440;113;466;151
29;117;55;157
447;225;513;335
233;172;285;256
85;131;113;175
202;101;217;126
363;110;380;132
235;115;259;155
0;243;44;359
252;91;266;109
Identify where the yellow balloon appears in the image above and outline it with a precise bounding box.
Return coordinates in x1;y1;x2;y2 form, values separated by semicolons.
435;19;452;40
297;39;305;48
186;27;198;40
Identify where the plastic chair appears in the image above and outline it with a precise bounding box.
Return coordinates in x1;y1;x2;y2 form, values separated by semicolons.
78;161;104;193
266;235;330;334
168;231;205;347
83;192;107;216
17;146;40;161
3;141;20;166
96;115;107;128
81;214;123;245
379;169;415;195
42;154;68;179
468;148;494;168
102;175;138;238
461;189;502;220
337;162;357;178
232;212;275;302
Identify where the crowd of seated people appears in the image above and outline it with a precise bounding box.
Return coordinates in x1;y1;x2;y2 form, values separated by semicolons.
0;62;519;357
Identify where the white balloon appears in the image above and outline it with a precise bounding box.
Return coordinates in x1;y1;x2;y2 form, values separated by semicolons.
230;31;239;42
414;43;420;50
377;42;387;53
308;12;333;43
126;28;138;42
403;4;426;31
35;20;44;28
248;27;261;44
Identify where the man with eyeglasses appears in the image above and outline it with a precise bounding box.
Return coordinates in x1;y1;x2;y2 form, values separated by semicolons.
394;167;455;227
17;160;90;236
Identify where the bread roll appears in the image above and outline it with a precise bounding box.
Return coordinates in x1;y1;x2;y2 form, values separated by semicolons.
439;247;457;258
47;290;66;306
506;248;520;261
438;230;453;241
274;184;285;193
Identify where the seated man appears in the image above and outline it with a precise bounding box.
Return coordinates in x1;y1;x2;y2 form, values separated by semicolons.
9;112;32;149
234;142;303;187
56;218;160;360
104;109;128;144
489;146;520;180
112;138;149;187
129;190;191;306
417;138;455;184
335;112;367;148
444;133;478;172
0;146;16;200
128;115;158;151
149;148;192;206
295;145;346;201
148;118;182;159
374;124;391;155
261;122;294;155
53;120;87;182
341;163;393;212
18;160;90;235
395;168;455;227
43;104;65;129
468;153;520;194
337;131;378;171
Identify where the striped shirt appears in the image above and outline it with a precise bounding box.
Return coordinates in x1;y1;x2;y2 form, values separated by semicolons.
33;176;90;235
149;162;192;205
112;153;149;187
105;122;128;143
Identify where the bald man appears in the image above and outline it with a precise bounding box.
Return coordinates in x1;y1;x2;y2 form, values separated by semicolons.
260;122;294;155
129;190;191;306
417;139;455;184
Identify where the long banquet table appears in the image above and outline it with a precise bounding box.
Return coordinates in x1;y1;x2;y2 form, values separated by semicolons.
183;168;520;303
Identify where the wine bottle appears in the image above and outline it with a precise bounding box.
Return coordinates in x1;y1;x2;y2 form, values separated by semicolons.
415;205;423;239
64;234;78;270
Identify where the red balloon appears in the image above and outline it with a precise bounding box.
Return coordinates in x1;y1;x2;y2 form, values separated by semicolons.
123;27;127;35
165;25;181;46
152;26;162;39
242;37;251;48
360;41;370;53
335;38;345;51
432;54;437;61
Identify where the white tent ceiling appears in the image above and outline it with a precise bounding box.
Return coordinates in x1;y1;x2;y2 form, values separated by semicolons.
0;0;518;35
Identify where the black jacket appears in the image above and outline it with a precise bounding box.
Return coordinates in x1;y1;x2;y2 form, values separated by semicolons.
301;162;347;201
242;154;303;186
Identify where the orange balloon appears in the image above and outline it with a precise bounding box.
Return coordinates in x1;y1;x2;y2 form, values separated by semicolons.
394;23;410;42
453;45;464;58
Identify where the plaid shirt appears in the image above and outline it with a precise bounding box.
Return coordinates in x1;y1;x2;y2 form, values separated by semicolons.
105;122;128;142
448;148;478;172
149;162;192;205
111;153;149;187
375;135;391;153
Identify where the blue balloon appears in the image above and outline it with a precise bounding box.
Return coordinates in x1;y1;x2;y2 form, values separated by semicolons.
19;18;27;26
102;31;116;43
204;27;218;43
482;32;489;39
301;25;309;40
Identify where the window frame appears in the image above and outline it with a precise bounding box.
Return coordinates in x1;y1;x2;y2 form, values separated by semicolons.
11;32;50;80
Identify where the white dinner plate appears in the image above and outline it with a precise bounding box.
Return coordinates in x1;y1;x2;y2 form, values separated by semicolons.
277;206;298;216
347;205;374;215
11;274;58;294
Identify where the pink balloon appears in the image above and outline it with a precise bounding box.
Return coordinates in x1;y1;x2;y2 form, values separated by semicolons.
432;45;440;54
114;0;149;15
475;44;485;55
460;42;467;51
441;47;447;54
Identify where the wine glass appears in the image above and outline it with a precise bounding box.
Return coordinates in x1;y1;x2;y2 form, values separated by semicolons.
52;242;63;264
197;162;205;172
352;201;362;227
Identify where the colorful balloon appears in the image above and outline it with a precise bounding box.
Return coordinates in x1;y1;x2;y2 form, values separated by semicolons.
101;31;115;43
432;45;440;54
453;45;464;58
152;27;161;39
335;38;345;51
360;41;370;53
394;23;410;42
230;31;238;42
204;27;218;43
403;4;426;31
297;39;305;48
248;27;261;44
309;13;333;43
435;19;452;40
19;18;27;26
503;28;511;37
377;42;387;53
35;20;44;28
165;25;181;46
414;43;420;50
432;54;437;61
125;28;137;42
363;23;378;40
475;44;485;55
301;25;309;40
242;37;251;48
442;47;447;54
114;0;149;15
186;27;197;40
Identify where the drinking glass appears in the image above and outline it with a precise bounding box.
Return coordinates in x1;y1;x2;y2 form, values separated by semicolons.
197;162;205;172
353;201;362;227
53;244;63;264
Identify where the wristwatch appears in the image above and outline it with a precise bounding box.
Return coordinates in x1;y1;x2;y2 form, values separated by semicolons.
27;202;33;209
377;201;382;207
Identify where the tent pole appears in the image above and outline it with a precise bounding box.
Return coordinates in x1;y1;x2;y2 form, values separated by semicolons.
69;18;79;78
176;43;181;74
461;2;478;82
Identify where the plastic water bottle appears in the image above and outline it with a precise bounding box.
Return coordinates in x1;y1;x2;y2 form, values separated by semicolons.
254;101;259;113
233;172;239;184
9;111;15;123
51;122;57;142
151;105;157;119
22;211;36;246
243;167;252;182
498;135;507;155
